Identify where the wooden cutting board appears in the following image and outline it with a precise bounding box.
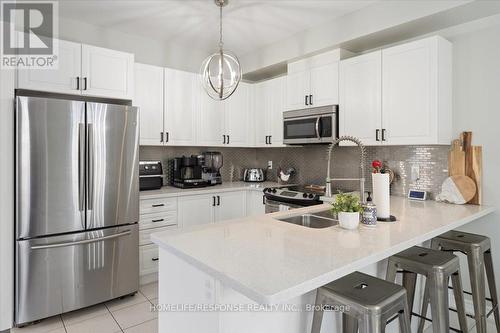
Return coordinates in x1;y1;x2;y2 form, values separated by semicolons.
448;139;465;176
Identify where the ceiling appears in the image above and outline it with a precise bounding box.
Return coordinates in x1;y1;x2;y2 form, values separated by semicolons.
58;0;376;57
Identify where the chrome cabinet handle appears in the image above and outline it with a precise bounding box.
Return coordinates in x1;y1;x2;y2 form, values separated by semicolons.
30;230;132;250
376;129;380;141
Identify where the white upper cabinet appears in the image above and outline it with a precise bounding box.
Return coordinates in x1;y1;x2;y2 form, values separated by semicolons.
339;36;451;145
81;44;134;99
198;90;225;146
164;68;198;146
17;39;82;95
254;76;286;147
134;63;164;146
339;51;382;146
224;83;252;147
381;36;451;145
286;49;345;110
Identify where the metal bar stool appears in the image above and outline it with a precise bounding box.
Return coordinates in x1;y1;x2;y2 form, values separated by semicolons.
311;271;411;333
386;246;468;333
429;230;500;333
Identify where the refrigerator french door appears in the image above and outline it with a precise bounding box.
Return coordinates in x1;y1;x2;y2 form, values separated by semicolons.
15;94;139;325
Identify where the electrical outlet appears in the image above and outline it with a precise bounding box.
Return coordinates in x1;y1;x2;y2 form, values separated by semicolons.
267;161;273;170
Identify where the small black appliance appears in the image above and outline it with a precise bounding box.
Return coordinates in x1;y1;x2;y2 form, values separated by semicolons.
139;161;163;191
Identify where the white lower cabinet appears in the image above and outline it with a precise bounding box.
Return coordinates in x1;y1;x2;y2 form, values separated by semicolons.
246;190;266;216
214;191;246;222
139;244;159;276
178;194;215;227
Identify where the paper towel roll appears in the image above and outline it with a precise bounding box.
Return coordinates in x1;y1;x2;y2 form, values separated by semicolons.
372;173;390;218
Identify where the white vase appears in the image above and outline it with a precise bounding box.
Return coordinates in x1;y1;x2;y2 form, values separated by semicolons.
338;212;360;230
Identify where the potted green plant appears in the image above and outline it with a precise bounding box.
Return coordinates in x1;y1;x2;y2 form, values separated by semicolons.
331;192;362;230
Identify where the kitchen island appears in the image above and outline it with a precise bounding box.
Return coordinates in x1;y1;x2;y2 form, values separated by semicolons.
151;197;494;333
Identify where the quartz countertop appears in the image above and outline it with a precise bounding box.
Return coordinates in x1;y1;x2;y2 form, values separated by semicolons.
140;181;284;199
151;196;495;304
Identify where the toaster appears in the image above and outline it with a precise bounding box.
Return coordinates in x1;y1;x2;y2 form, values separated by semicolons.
139;161;163;190
243;168;265;182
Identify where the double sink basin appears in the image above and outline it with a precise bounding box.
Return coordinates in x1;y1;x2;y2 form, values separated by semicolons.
275;209;338;229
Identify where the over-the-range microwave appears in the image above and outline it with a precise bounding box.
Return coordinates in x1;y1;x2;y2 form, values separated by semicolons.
283;105;338;144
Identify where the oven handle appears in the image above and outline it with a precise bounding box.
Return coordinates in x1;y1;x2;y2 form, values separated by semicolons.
315;117;321;140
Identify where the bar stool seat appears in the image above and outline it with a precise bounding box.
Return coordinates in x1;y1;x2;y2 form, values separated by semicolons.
311;271;411;333
386;246;468;333
431;230;500;333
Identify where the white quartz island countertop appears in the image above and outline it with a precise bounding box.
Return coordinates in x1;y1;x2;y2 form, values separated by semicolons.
152;197;495;305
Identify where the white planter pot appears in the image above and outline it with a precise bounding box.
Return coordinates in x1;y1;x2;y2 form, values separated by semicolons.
338;212;360;230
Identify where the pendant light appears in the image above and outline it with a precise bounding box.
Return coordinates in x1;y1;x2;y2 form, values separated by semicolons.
200;0;242;101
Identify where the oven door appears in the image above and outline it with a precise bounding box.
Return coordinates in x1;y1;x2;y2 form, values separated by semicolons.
265;198;303;214
283;111;337;144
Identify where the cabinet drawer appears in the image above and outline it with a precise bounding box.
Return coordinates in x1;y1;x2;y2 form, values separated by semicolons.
139;211;177;230
139;244;159;276
140;197;177;215
139;225;178;246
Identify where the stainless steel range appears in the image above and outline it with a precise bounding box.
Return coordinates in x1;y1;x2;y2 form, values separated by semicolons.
263;185;325;213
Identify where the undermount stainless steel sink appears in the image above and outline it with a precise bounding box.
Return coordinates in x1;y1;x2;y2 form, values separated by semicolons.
276;210;338;229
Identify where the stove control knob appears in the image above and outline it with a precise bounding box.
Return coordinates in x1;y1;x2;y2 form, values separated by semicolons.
272;189;277;193
308;194;314;199
302;193;308;198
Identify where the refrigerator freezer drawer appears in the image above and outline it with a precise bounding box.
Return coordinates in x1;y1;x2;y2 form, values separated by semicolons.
15;224;139;325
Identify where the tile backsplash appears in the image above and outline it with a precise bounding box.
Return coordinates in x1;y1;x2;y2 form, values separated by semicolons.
140;144;449;199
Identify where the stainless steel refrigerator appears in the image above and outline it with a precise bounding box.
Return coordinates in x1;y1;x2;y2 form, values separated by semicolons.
15;92;139;325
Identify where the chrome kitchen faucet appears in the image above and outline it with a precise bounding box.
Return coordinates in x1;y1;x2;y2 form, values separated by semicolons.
325;136;366;202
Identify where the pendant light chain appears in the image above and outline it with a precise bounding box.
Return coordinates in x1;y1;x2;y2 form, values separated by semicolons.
218;4;224;98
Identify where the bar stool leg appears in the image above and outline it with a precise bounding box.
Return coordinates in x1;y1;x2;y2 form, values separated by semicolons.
311;291;325;333
428;273;450;333
402;271;417;320
484;249;500;331
417;280;430;333
398;300;412;333
342;313;358;333
386;260;398;283
359;314;384;333
468;247;487;332
451;271;468;332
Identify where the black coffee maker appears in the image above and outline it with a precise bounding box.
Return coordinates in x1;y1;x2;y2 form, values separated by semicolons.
172;155;209;189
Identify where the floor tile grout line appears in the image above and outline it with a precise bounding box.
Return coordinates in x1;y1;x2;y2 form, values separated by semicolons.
121;318;157;332
104;302;125;333
59;314;68;333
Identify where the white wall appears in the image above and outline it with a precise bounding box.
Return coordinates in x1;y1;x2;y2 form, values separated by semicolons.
450;22;500;303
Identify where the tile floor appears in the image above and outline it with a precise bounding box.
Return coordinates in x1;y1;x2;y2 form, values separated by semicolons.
12;282;158;333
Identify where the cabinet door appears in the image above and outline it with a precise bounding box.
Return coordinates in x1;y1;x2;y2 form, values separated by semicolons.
215;191;246;222
18;39;81;95
164;68;198;146
268;76;286;146
224;83;251;147
339;51;382;146
285;70;309;111
382;38;437;144
246;191;265;216
198;90;225;146
81;44;134;99
253;81;269;147
134;63;164;146
178;195;214;227
310;61;339;107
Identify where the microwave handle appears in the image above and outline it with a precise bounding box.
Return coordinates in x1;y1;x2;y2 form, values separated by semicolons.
315;117;321;139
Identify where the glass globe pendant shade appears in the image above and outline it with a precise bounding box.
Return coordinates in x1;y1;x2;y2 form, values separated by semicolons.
200;48;242;100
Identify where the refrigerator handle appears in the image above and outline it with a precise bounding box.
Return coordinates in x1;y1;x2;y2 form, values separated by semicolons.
78;123;85;211
86;123;94;211
30;230;132;250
